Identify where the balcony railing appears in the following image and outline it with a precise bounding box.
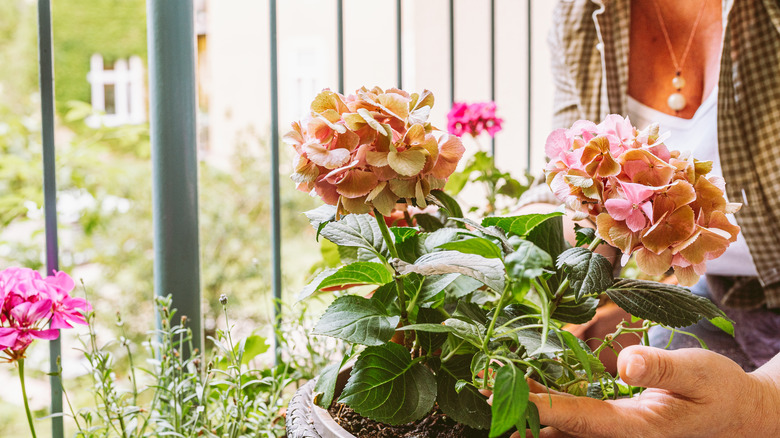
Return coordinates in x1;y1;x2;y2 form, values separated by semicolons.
32;1;538;436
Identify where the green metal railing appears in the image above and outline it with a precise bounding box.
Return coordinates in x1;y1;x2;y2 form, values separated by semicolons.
36;1;534;436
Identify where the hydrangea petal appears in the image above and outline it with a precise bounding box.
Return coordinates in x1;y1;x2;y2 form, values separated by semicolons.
430;135;465;179
388;148;427;176
641;205;695;254
635;248;673;276
335;169;379;198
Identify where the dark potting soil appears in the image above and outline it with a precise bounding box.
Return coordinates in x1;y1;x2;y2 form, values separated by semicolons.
328;402;511;438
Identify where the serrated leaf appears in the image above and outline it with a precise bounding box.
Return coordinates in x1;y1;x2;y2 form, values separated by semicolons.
556;247;614;300
321;214;389;261
339;343;436;425
428;189;464;218
437;237;503;259
394;251;505;293
606;279;733;331
438;355;491;430
551;296;598;324
314;295;400;346
504;240;553;280
482;211;564;237
574;225;597;247
419;228;461;254
490;365;529;437
316;262;394;291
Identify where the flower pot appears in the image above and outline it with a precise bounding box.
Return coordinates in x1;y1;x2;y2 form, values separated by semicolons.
287;368;354;438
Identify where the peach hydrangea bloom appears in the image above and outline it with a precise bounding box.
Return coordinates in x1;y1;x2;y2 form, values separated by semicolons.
545;115;742;286
286;87;465;216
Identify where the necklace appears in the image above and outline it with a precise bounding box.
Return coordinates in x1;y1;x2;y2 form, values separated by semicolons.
652;0;709;114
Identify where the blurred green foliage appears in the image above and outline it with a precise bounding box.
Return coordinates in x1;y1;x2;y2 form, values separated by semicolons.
52;0;147;110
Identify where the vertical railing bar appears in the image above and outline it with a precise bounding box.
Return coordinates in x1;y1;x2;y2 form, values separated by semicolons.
526;0;532;171
36;1;63;436
269;0;283;365
449;0;455;106
396;0;402;89
147;0;202;354
490;0;496;158
337;0;344;94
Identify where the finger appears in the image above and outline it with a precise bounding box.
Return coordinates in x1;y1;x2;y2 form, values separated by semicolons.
617;345;732;397
537;427;577;438
527;378;567;396
528;392;630;437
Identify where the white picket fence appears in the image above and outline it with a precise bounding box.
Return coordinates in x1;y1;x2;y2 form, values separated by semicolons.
86;53;145;127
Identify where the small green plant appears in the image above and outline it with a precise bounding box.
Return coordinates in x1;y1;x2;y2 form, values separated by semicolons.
57;294;319;438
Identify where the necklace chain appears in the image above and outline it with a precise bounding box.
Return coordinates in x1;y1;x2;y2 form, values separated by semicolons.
653;0;709;75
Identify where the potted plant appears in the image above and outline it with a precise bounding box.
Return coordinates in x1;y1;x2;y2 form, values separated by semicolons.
285;87;737;438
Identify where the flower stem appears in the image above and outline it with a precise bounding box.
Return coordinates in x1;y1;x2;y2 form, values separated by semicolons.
18;359;37;438
373;208;412;348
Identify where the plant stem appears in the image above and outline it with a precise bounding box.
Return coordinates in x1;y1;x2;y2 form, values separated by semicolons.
373;208;412;348
18;359;37;438
480;283;512;388
532;279;552;350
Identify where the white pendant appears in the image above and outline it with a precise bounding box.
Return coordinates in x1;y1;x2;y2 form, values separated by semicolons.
667;93;687;111
672;76;686;90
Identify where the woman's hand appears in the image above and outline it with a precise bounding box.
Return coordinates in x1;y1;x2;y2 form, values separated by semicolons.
511;346;780;438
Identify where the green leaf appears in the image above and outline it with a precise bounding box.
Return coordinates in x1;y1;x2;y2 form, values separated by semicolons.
574;225;597;247
526;216;568;290
490;365;529;437
401;319;483;348
504;240;553;280
437;237;503;259
551;296;598;324
339;343;436;425
394;251;506;293
316;262;394;291
414;213;444;232
314;347;353;408
314;295;401;346
298;268;338;301
236;334;269;366
416;308;447;353
482;211;564;238
606;279;734;332
321;213;389;261
428;189;464;218
451;217;514;254
454;301;489;326
391;226;418;243
445;275;485;299
419;228;461;254
556;247;614;301
395;229;423;263
417;273;460;303
305;204;337;239
559;330;594;381
524;403;541;438
438;355;492;430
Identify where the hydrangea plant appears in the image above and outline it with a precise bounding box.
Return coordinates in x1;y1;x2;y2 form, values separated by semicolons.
290;90;733;437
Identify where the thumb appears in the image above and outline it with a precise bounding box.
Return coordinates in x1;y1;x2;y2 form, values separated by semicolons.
617;345;720;397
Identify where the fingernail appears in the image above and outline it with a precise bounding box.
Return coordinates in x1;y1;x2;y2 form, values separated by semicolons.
626;354;646;380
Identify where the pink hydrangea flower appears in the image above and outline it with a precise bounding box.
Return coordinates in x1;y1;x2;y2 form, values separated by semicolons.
545;115;742;286
286;87;465;216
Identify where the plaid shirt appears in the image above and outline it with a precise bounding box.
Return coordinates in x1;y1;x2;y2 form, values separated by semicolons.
547;0;780;308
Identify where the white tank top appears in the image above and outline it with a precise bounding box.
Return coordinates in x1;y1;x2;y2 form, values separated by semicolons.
626;89;758;276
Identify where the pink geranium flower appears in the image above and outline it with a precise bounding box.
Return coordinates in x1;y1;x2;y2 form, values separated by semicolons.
446;101;503;138
0;267;91;359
